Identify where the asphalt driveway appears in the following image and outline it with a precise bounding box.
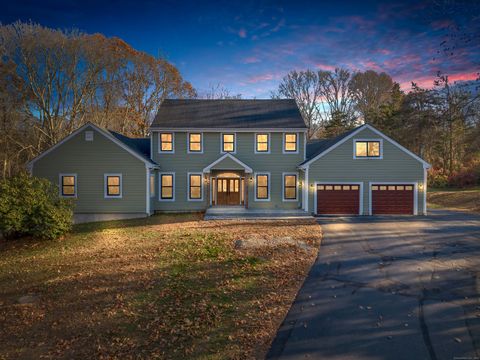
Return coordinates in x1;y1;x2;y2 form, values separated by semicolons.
267;210;480;360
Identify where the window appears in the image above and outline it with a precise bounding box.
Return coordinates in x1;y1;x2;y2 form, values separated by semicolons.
283;174;297;201
150;174;155;197
105;174;122;198
60;174;76;197
188;174;202;200
355;140;381;158
255;173;270;200
160;174;174;200
222;133;235;153
284;133;297;153
255;133;269;153
159;133;174;152
188;133;202;153
85;131;94;141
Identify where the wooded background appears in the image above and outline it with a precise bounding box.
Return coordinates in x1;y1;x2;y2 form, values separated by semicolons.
1;21;479;187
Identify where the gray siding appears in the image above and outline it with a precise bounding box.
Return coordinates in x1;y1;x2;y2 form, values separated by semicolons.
306;127;427;215
151;131;305;211
32;127;148;214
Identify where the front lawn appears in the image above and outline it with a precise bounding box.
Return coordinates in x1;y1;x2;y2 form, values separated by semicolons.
0;213;321;359
428;187;480;213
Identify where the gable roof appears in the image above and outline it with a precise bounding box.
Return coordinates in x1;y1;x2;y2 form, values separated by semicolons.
108;131;151;163
27;122;158;169
300;124;431;168
203;153;253;173
151;99;307;129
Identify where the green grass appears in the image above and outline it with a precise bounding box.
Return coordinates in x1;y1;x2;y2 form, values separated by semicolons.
429;186;480;193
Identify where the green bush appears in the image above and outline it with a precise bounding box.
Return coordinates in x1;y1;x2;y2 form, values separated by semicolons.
0;173;74;240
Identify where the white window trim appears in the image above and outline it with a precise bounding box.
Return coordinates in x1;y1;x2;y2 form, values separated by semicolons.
283;132;299;154
220;132;236;154
187;172;204;202
282;172;299;202
368;181;418;215
59;173;77;198
159;172;175;202
158;132;175;154
104;173;123;199
314;181;364;215
353;139;383;159
149;173;155;198
254;132;271;154
187;132;204;154
254;172;271;202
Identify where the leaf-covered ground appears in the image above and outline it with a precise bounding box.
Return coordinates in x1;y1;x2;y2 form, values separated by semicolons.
428;188;480;213
0;214;321;359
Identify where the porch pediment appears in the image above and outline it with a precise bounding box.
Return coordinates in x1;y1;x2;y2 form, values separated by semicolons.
203;153;253;173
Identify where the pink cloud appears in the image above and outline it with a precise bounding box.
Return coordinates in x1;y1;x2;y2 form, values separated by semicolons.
315;63;336;71
399;72;479;91
246;73;279;84
431;19;455;31
243;56;261;64
238;28;247;38
376;49;392;55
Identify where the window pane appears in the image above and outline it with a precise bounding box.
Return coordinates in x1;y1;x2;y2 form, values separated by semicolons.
257;142;268;152
162;187;172;198
257;175;268;186
405;185;413;190
190;175;201;187
63;176;75;186
234;180;239;192
257;187;268;199
356;142;367;157
161;143;172;151
190;133;201;142
108;186;120;195
343;185;350;190
190;142;201;151
162;175;172;186
318;185;325;190
380;186;387;190
161;133;172;142
107;176;119;186
257;134;268;142
63;186;75;195
285;134;296;142
388;185;396;190
368;142;380;156
397;185;405;190
285;175;296;187
285;187;296;199
325;185;333;190
334;185;342;190
351;185;359;190
285;143;296;151
223;143;234;152
190;187;201;199
372;185;379;190
223;134;234;143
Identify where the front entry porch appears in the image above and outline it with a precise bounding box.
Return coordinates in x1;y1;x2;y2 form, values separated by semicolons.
204;206;312;220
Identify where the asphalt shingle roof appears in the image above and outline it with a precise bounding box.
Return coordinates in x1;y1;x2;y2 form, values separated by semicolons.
109;131;154;164
151;99;307;129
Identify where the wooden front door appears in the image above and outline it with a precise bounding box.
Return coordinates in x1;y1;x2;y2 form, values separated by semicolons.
217;178;240;205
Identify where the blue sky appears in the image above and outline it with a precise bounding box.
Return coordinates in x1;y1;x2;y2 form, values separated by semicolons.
2;0;479;97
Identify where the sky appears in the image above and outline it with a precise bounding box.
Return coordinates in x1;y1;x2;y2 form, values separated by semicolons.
1;0;479;98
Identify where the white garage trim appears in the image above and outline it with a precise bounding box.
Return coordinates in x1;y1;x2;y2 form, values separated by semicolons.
368;181;418;215
314;181;364;216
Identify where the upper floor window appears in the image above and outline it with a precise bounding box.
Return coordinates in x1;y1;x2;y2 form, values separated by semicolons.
284;133;297;153
60;174;76;197
188;133;202;153
159;133;174;152
255;133;270;153
105;174;122;198
354;140;381;158
222;133;235;153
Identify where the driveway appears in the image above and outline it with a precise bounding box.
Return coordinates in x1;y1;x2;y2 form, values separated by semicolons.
267;210;480;360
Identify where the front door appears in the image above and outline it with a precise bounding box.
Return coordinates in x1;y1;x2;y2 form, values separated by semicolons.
217;178;240;205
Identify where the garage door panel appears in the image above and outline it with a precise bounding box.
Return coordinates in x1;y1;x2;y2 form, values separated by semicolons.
317;184;360;215
372;184;414;215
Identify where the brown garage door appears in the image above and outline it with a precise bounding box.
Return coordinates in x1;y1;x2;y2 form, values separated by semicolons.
371;184;414;215
316;184;360;215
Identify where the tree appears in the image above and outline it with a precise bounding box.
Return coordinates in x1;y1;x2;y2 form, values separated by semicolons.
202;83;242;99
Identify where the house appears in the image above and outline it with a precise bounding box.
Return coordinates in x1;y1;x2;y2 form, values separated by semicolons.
28;99;430;221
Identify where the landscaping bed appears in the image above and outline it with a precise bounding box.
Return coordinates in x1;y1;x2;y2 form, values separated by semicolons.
0;213;321;359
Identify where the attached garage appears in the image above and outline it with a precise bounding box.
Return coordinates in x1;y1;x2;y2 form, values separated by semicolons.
316;183;361;215
371;184;415;215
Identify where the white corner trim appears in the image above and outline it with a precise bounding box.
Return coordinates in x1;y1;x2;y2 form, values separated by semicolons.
304;167;309;212
202;153;253;173
254;132;271;154
254;172;271;201
282;172;299;202
423;168;428;215
158;172;175;202
368;181;418;215
59;173;77;198
353;139;384;159
314;181;364;216
187;132;204;154
303;132;307;161
282;132;299;154
104;173;123;199
187;172;204;201
146;167;151;214
158;132;175;154
220;132;236;154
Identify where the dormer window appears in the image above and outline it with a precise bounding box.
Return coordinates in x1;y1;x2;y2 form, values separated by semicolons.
159;133;174;153
354;140;382;159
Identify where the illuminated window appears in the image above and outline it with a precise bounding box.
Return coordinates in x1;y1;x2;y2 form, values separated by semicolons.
256;133;269;153
189;174;202;200
355;140;381;158
60;174;76;197
222;134;235;152
160;174;174;200
256;174;269;200
159;133;174;152
189;133;202;152
284;174;297;200
284;133;297;152
105;175;122;197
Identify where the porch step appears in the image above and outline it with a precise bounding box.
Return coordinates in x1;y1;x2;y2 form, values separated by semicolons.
204;207;312;220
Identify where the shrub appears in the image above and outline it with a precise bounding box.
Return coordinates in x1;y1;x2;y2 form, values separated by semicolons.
0;173;74;240
428;168;449;188
448;170;479;188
